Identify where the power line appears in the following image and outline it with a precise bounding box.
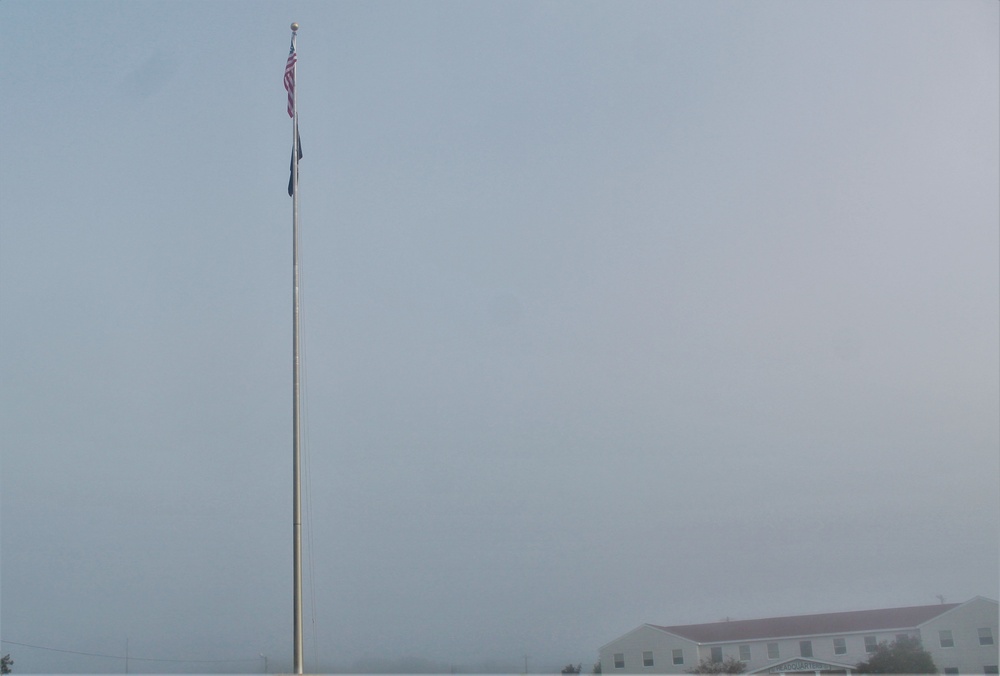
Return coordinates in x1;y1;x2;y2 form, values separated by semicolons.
0;640;258;664
1;640;119;660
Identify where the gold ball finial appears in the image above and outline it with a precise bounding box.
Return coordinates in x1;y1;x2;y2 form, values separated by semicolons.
291;22;299;32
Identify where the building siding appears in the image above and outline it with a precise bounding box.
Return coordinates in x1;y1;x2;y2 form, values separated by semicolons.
600;626;698;674
918;597;1000;675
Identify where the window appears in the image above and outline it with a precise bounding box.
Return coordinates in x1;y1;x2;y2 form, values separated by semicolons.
980;628;995;646
614;653;624;669
940;630;955;648
643;651;654;667
711;647;723;663
833;638;847;655
672;649;684;665
984;666;999;675
767;643;779;659
739;645;751;661
896;634;909;643
799;641;813;658
865;636;878;653
943;669;959;674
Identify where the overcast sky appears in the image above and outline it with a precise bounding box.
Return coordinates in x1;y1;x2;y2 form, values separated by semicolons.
1;1;998;674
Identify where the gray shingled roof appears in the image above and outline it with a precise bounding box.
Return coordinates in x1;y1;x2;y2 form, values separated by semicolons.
652;603;960;643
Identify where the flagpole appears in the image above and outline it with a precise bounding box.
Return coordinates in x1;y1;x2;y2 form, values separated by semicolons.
288;20;305;676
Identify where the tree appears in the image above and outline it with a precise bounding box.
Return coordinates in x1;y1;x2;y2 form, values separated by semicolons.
687;656;746;674
1;653;12;674
592;661;602;674
855;635;937;673
561;664;582;674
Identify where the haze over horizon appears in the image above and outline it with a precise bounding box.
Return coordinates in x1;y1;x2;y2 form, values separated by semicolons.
2;1;998;674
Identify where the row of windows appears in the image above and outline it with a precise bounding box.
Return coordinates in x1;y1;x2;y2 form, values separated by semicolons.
940;628;995;648
943;667;999;675
707;635;908;663
613;649;686;669
612;628;996;669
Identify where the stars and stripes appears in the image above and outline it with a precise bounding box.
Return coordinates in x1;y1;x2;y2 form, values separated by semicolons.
284;39;297;118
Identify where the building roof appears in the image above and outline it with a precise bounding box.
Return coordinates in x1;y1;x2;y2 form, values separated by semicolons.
651;603;961;643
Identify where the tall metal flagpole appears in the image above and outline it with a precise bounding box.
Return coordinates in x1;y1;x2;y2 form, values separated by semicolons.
286;21;305;676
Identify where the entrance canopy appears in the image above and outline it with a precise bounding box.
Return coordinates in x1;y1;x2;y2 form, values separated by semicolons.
749;657;857;674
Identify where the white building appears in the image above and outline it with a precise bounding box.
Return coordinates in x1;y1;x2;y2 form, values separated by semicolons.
599;597;998;675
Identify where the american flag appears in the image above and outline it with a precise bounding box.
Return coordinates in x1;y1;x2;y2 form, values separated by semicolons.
284;39;297;118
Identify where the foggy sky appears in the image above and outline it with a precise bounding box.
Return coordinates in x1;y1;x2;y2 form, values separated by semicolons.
1;1;998;673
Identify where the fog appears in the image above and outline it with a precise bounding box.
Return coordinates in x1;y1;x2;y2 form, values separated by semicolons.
2;1;997;673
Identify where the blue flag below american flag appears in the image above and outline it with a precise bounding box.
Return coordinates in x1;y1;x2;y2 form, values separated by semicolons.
289;131;302;197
